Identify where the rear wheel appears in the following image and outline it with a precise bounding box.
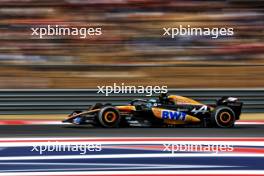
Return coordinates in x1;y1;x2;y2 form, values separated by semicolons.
97;106;121;128
211;106;236;128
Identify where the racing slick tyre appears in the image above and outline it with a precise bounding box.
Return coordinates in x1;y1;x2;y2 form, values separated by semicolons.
98;106;121;128
211;106;236;128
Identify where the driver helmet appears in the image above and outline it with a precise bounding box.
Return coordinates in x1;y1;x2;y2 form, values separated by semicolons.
149;98;157;103
146;98;157;108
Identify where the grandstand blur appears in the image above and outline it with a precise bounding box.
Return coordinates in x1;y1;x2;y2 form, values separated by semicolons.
0;0;263;88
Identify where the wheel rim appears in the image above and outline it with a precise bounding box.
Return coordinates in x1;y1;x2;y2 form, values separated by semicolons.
219;112;231;123
104;111;117;123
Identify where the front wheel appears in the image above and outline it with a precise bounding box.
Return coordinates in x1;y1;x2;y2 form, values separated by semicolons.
97;106;121;128
211;106;236;128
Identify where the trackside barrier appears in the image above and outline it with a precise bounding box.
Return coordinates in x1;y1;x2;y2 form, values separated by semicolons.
0;89;263;114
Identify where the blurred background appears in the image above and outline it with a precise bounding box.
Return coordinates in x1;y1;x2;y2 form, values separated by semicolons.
0;0;263;88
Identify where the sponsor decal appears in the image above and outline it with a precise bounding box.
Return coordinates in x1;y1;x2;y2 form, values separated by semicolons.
191;105;208;114
162;110;186;121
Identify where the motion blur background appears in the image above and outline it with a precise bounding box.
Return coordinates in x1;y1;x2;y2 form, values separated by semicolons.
0;0;263;88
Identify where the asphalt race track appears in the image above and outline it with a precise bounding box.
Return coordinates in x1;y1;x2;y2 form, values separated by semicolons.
0;124;264;175
0;124;263;137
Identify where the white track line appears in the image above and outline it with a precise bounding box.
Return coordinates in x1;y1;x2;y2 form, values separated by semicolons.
0;120;263;125
0;170;264;175
0;153;263;161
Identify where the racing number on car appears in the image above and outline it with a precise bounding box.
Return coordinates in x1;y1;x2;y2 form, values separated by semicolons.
191;105;208;114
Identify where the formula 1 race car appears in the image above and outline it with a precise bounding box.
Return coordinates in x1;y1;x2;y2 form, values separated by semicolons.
63;93;243;128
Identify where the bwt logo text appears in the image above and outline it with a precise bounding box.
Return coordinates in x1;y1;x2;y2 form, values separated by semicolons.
162;110;186;121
